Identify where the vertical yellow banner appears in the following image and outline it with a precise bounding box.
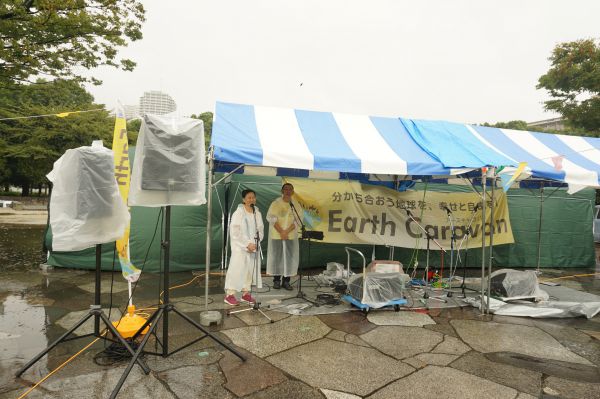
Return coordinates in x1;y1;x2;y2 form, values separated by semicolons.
112;103;141;282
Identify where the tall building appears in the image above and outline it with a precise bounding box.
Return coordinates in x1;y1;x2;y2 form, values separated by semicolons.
138;90;177;116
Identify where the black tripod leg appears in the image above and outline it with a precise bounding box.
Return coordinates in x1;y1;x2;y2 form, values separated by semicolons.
110;308;164;399
16;311;94;377
98;313;150;374
171;307;245;361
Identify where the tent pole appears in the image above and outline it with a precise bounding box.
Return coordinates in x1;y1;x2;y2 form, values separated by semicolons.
480;168;487;314
205;146;215;310
536;182;545;274
487;168;496;314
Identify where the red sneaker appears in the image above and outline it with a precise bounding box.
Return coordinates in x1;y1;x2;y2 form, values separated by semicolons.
240;293;256;304
224;295;239;306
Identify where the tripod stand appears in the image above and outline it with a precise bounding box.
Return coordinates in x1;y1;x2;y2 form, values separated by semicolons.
16;245;151;380
405;210;446;300
111;206;245;398
228;206;273;323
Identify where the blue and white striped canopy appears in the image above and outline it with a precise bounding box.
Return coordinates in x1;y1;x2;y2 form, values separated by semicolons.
403;119;600;190
212;102;466;181
211;101;600;189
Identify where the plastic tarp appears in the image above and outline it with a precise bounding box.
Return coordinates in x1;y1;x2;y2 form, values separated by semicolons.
486;269;549;301
129;114;206;207
46;142;129;252
347;272;406;308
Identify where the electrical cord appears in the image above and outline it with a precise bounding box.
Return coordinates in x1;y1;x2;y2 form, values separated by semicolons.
93;339;141;366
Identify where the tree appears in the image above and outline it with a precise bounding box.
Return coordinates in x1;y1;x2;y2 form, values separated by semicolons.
191;112;213;150
0;0;145;87
537;39;600;135
0;79;113;195
482;120;530;131
126;118;141;145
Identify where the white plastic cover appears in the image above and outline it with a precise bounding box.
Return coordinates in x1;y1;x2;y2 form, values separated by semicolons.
487;269;549;301
47;142;130;251
129;114;206;207
265;197;301;276
348;272;406;308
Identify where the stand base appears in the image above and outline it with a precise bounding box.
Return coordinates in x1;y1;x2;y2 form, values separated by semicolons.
227;302;274;323
16;305;150;378
111;304;245;399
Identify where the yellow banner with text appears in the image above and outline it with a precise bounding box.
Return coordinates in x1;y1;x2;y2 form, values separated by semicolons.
286;178;514;250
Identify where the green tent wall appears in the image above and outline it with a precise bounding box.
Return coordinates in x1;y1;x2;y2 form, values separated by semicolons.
46;174;595;272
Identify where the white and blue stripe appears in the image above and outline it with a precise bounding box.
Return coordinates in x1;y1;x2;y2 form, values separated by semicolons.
212;101;600;190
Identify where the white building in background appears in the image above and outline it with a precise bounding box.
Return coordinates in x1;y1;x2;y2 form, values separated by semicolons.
138;90;177;116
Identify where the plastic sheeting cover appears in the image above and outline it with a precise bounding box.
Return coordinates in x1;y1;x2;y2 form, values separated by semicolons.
129;114;206;206
47;143;130;251
347;272;406;308
487;269;549;301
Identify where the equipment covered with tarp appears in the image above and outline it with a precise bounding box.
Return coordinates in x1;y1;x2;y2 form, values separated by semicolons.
46;142;129;252
347;272;407;309
129;114;206;207
486;269;549;301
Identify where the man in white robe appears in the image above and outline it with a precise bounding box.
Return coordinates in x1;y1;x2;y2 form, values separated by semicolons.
266;183;302;290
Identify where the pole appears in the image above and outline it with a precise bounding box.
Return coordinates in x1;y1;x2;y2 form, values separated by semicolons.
205;146;214;310
487;168;495;314
480;168;487;314
536;182;545;274
162;205;171;356
94;244;101;335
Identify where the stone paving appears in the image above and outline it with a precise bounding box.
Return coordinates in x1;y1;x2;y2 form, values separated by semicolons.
1;269;600;398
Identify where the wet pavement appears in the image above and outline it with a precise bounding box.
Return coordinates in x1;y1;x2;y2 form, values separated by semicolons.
1;226;600;398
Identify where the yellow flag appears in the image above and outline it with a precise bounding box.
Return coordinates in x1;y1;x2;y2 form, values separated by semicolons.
112;103;140;282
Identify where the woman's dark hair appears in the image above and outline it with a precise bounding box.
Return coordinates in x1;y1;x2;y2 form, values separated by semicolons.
241;189;256;198
281;183;294;191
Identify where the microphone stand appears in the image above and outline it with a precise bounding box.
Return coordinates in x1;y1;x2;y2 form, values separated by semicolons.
290;202;320;307
228;205;273;322
405;210;446;300
455;204;480;297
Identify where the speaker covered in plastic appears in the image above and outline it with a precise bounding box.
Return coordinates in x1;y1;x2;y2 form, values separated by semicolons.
47;143;130;251
129;114;206;207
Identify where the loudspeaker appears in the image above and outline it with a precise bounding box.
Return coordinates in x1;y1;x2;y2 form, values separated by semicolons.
140;115;200;192
76;147;115;219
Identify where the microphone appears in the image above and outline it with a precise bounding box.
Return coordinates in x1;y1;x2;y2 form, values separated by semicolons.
289;201;295;209
406;209;412;217
250;203;256;213
444;206;452;214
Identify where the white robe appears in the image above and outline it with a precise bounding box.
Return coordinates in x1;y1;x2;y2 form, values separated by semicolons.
224;204;264;292
266;197;302;277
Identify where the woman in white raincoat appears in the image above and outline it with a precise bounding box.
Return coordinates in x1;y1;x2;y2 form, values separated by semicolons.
224;189;264;306
266;183;302;290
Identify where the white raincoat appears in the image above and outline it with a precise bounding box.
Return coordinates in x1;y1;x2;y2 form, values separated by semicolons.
224;204;264;292
266;197;302;277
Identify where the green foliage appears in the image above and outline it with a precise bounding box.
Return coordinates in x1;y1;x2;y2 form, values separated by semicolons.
191;112;213;149
126;118;141;145
0;79;113;195
537;39;600;135
482;120;530;131
0;0;145;87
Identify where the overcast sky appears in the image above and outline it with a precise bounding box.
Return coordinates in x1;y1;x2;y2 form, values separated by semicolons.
88;0;600;124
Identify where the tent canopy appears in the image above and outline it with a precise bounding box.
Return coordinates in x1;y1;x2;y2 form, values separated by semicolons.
403;119;600;190
211;101;469;182
211;101;600;190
